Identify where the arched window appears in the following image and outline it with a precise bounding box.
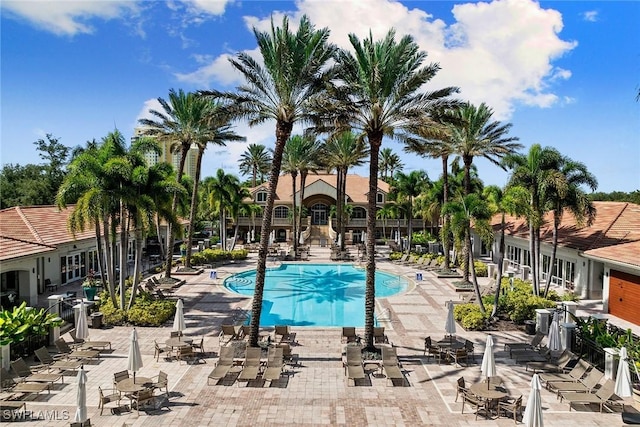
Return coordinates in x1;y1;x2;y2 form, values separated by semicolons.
310;203;329;225
274;206;289;219
351;207;367;219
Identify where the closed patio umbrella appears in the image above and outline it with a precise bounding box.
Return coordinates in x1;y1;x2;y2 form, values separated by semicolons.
481;334;497;381
615;346;633;398
445;300;456;338
127;328;143;381
523;373;544;427
173;299;186;338
73;366;88;423
548;311;561;352
75;299;89;341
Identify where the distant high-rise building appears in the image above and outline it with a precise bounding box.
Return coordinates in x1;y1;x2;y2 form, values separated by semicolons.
132;127;198;178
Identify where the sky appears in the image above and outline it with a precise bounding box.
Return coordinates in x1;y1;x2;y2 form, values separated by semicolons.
1;0;639;193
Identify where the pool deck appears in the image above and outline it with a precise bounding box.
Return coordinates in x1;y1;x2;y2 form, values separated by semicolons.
9;246;634;426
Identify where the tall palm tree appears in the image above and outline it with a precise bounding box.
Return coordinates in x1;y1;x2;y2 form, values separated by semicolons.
201;15;337;347
543;156;597;297
282;136;304;254
442;193;493;313
296;135;323;247
503;144;564;295
318;29;458;348
449;102;522;282
391;170;430;254
138;89;225;277
226;184;254;251
201;170;241;251
378;148;404;182
321;131;368;250
376;203;396;241
483;185;529;316
239;143;272;188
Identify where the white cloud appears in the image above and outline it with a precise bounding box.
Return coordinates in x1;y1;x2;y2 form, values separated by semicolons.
1;0;138;36
179;0;576;120
582;10;598;22
187;0;231;16
134;98;164;127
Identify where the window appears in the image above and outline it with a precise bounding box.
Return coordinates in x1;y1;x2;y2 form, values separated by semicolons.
256;191;267;202
376;193;384;204
274;206;289;219
351;207;366;219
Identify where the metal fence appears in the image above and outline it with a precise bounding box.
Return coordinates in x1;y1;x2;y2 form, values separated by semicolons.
9;333;49;360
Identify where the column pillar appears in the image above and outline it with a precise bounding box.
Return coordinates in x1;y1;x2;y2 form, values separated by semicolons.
604;347;619;380
560;322;577;351
48;295;62;345
535;309;552;335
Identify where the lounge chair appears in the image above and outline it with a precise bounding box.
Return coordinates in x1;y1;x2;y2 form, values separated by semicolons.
10;358;63;385
344;346;365;386
274;325;296;344
511;346;551;362
262;347;285;384
207;346;236;385
342;327;358;344
504;332;544;356
220;324;242;343
526;350;574;373
34;347;83;372
238;347;263;384
381;346;406;386
539;359;591;385
0;399;26;416
0;369;51;396
392;254;409;264
549;368;604;397
373;327;388;344
561;378;619;412
276;343;299;368
54;338;100;360
68;329;112;350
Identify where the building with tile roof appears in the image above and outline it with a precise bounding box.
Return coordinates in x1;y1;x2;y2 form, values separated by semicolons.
486;201;640;326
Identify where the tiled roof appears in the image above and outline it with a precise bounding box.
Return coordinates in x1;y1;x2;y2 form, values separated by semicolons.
493;201;640;266
0;205;95;261
252;173;390;204
583;241;640;268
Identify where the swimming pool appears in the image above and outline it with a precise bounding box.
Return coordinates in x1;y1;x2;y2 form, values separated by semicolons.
224;263;408;327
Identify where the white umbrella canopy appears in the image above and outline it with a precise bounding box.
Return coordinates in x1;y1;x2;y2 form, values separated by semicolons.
75;299;89;341
523;373;544;427
548;311;561;352
173;299;186;337
615;346;633;398
481;334;497;380
268;230;275;246
73;366;88;423
445;300;456;337
127;328;143;381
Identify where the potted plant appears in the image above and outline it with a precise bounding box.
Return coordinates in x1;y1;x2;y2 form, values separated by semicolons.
82;269;98;301
180;243;187;257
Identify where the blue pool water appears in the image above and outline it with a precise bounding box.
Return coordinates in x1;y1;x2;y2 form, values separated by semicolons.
224;263;408;327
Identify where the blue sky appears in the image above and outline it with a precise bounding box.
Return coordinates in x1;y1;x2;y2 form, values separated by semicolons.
2;0;639;193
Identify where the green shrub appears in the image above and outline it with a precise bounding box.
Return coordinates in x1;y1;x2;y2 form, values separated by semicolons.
453;303;488;330
189;248;250;265
411;231;436;245
389;252;403;261
473;260;488;277
497;278;558;323
98;290;176;327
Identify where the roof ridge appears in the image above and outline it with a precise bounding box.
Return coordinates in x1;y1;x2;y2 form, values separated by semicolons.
15;206;46;245
0;234;57;249
586;202;629;250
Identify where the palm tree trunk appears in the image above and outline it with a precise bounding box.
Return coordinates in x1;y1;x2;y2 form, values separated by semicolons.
164;146;189;278
185;148;204;268
336;169;343;248
155;214;165;262
468;231;485;313
106;213;118;306
462;156;472;281
491;213;506;317
544;211;560;298
291;172;298;255
529;223;537;295
127;231;144;310
406;198;413;255
340;167;348;251
442;155;451;270
249;120;292;347
364;134;382;350
118;204;128;310
298;170;308;247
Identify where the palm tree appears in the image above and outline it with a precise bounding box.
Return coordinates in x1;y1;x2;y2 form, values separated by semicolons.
449;102;522;282
239;143;272;188
201;15;337;347
543;156;597;297
376;203;396;241
296;135;322;247
378;148;404;183
391;171;430;254
201;170;241;251
321;131;368;250
226;184;254;251
442;193;493;313
138;89;225;277
483;185;529;316
503;144;564;296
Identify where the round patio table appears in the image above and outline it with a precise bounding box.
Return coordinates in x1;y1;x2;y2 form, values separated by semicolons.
117;377;152;394
469;381;508;418
165;337;193;349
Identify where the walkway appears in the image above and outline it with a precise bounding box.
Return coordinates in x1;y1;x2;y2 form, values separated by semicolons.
8;246;633;426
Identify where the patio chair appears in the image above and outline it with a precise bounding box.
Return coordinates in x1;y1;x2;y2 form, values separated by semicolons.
455;376;467;402
423;336;442;363
550;368;604;397
34;347;83;372
274;325;296;344
10;357;63;385
539;359;591;385
464;339;475;363
504;332;544;356
177;346;201;364
170;331;182;338
461;389;489;420
373;327;388;344
238;347;263;385
191;337;205;354
207;346;235;385
526;350;574;373
561;378;618;412
220;325;242;343
262;347;285;384
381;346;406;386
154;340;171;361
498;395;523;423
342;327;358;344
113;370;129;388
150;371;168;396
98;385;121;415
448;348;469;367
130;388;155;415
54;338;100;360
344;346;365;386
